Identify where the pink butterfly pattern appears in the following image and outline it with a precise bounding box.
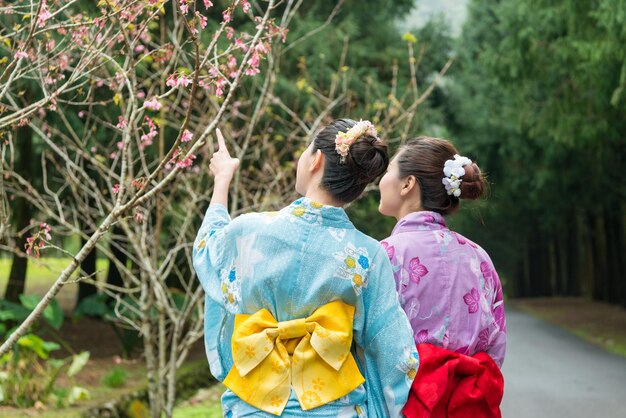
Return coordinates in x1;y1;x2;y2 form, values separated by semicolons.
408;257;429;284
463;288;480;314
381;210;507;367
416;329;429;344
494;305;506;331
381;240;395;259
480;261;492;280
475;328;491;352
455;345;469;355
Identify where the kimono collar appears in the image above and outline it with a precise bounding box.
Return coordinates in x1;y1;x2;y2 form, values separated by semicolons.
391;210;447;235
285;197;354;229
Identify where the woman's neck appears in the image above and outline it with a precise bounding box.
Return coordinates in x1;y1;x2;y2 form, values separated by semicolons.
396;201;425;221
304;186;343;208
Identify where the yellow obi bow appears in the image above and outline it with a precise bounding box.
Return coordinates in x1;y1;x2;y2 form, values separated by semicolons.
223;300;365;415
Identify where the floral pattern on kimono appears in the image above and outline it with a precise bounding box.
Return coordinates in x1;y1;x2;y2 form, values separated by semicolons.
193;198;418;417
381;211;506;367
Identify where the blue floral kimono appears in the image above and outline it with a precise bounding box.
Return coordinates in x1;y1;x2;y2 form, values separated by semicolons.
193;197;418;417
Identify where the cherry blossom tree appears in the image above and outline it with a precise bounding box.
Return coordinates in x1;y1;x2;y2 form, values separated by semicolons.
0;0;451;415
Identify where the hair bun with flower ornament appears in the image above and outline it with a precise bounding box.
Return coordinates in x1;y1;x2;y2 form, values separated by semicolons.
334;119;380;164
442;154;472;197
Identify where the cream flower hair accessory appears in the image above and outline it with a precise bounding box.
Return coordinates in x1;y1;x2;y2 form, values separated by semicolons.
334;120;379;164
442;154;472;197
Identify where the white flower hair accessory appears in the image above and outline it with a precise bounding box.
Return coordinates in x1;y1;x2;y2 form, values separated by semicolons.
442;154;472;197
334;120;379;164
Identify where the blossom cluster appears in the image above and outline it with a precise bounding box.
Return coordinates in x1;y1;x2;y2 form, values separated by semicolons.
334;120;378;161
25;223;52;258
442;154;472;197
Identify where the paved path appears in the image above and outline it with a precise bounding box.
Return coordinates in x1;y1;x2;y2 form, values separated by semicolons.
502;308;626;417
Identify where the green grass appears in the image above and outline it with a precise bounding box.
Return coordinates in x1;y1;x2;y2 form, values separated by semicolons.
0;257;109;311
0;363;149;418
172;384;225;418
172;400;223;418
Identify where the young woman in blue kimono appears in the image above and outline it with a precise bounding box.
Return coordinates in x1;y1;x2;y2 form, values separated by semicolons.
193;120;418;417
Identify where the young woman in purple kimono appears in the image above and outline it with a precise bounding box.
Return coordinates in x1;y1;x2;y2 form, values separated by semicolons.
378;136;505;418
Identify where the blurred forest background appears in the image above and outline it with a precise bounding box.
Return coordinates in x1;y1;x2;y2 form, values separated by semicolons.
5;0;625;306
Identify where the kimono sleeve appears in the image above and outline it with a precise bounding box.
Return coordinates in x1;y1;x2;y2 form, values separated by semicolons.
380;237;402;294
488;267;507;367
192;203;237;381
357;247;418;418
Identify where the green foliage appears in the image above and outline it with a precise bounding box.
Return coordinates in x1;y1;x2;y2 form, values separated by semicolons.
0;295;90;407
74;293;142;358
346;193;397;241
447;0;626;302
101;367;128;389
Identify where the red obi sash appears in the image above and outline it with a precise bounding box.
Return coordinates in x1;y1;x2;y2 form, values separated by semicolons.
403;344;504;418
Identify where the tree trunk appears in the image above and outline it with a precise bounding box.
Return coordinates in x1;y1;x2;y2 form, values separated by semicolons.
76;235;97;306
4;124;33;302
106;226;127;291
591;212;608;302
605;207;624;306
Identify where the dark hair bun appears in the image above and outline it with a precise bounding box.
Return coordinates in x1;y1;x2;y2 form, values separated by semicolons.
313;118;390;203
459;162;487;200
346;135;389;185
397;136;487;216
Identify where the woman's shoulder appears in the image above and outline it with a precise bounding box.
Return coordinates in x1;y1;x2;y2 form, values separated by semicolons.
347;229;388;258
226;210;284;232
452;231;495;264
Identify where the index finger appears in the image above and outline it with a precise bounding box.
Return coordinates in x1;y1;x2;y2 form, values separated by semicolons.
215;128;228;152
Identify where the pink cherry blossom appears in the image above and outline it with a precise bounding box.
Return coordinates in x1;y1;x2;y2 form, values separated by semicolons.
245;66;260;76
255;42;268;54
178;75;192;87
144;97;162;111
37;1;52;28
131;178;146;190
166;74;193;88
177;154;196;168
112;184;120;194
181;129;193;142
14;50;28;60
40;223;52;240
215;78;227;96
204;0;213;8
166;74;177;87
170;149;196;168
179;0;189;15
196;13;208;29
116;116;128;129
234;38;247;51
241;1;251;13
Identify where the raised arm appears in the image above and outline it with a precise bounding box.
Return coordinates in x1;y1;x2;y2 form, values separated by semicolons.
192;128;241;381
209;128;240;207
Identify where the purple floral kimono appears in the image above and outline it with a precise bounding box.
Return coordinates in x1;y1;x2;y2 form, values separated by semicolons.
381;211;506;367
